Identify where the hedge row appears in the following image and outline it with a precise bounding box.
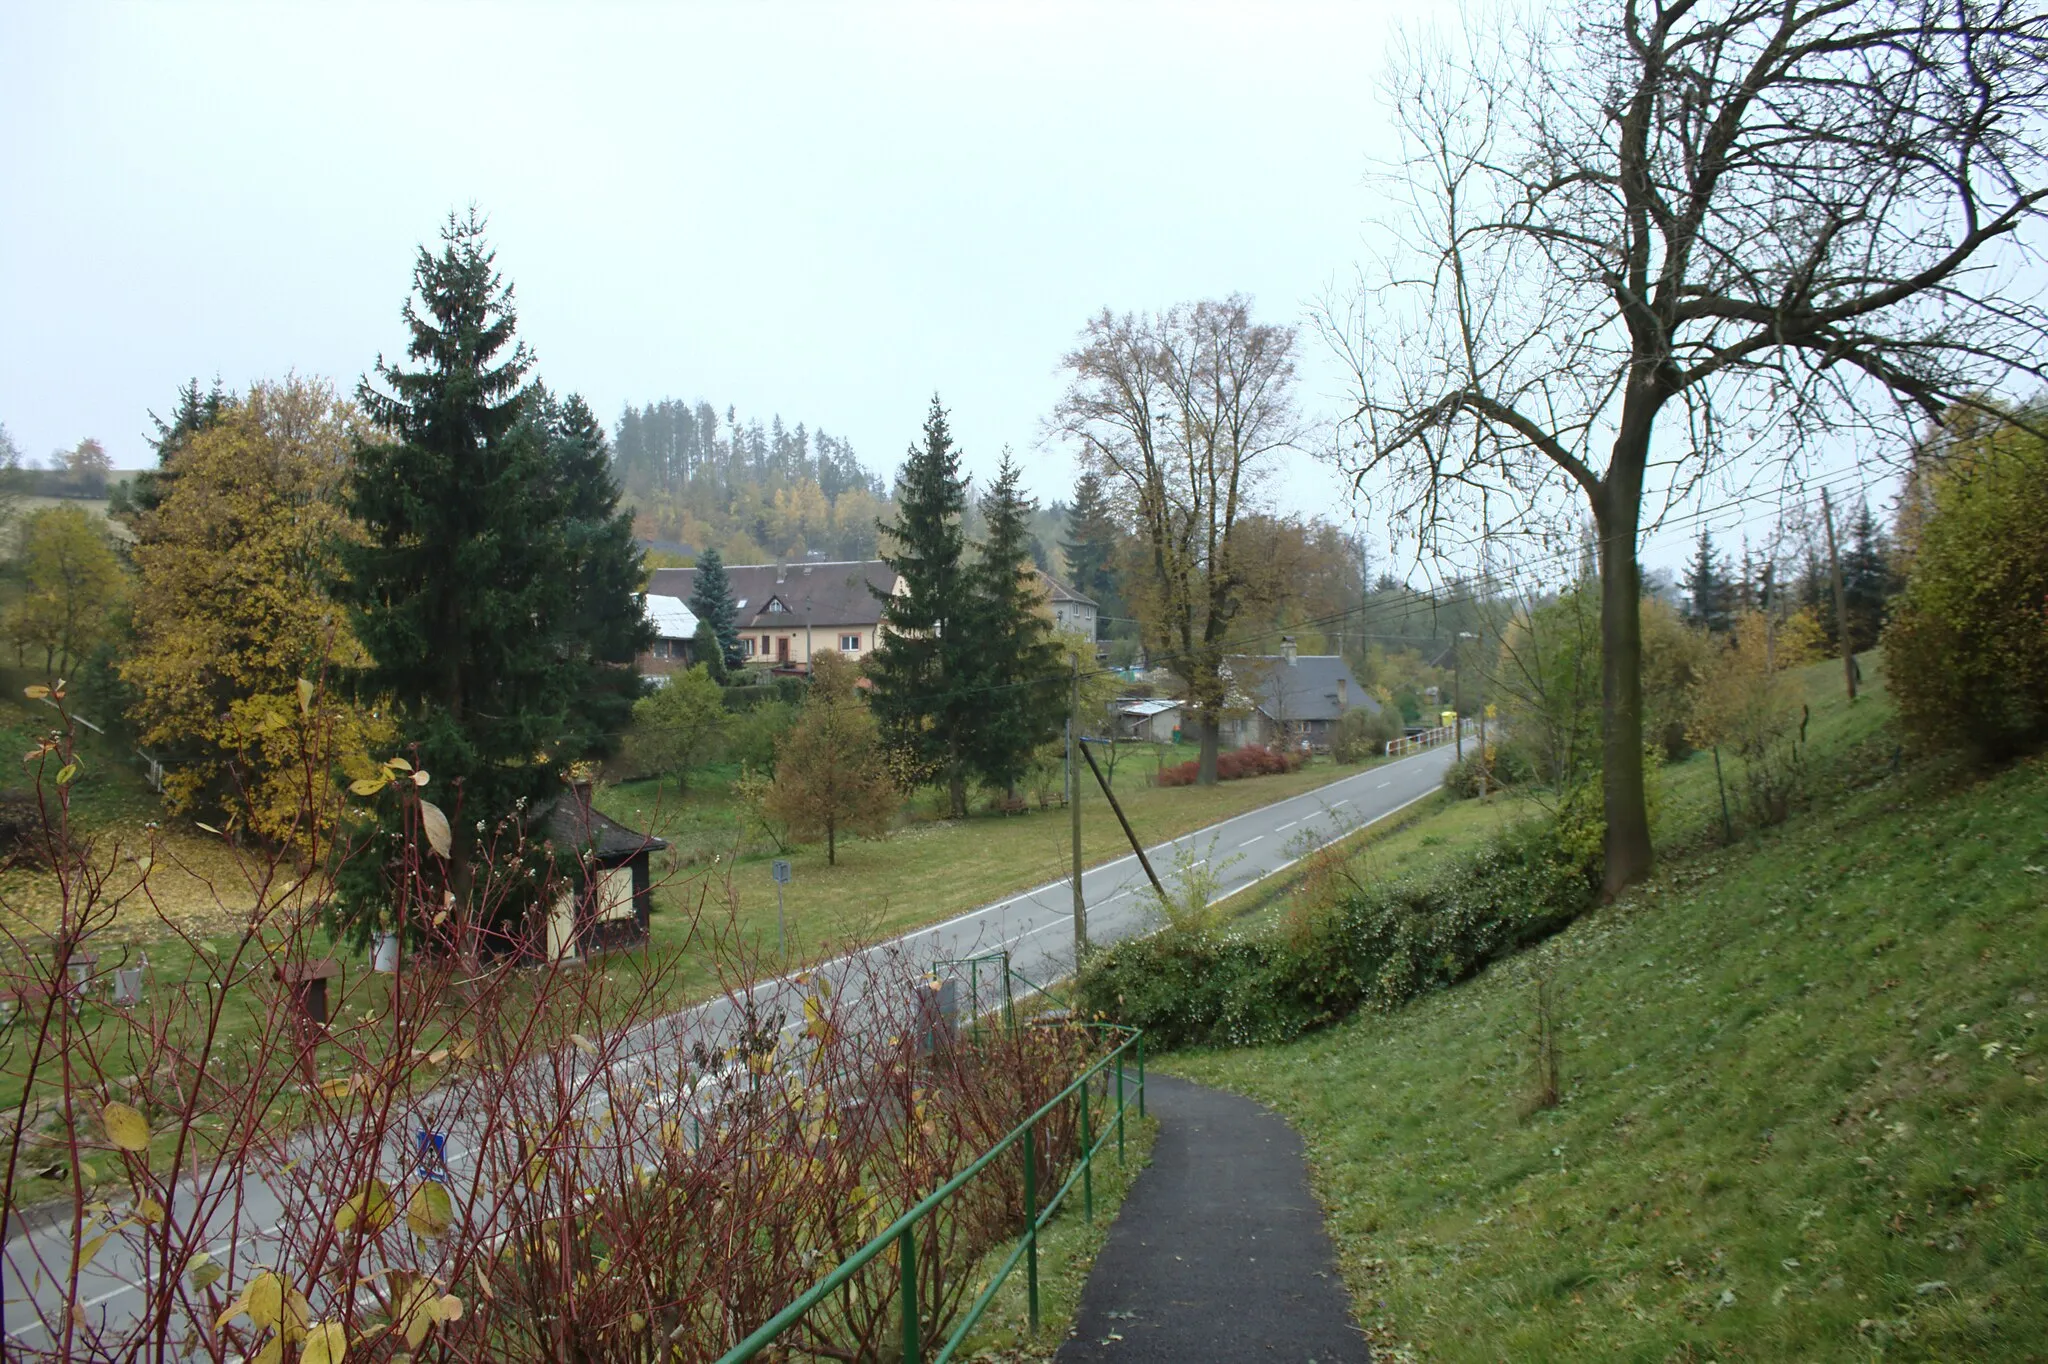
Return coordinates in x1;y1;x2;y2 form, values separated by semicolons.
1155;743;1304;787
1075;816;1600;1049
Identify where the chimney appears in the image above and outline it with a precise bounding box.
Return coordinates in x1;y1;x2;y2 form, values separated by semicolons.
776;563;787;584
1337;677;1348;709
1282;636;1297;667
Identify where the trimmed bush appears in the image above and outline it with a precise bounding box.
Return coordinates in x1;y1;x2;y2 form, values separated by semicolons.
1155;743;1303;787
1076;816;1599;1048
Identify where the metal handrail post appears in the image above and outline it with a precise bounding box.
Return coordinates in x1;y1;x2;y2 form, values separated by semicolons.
1136;1033;1146;1118
1080;1079;1094;1223
1024;1123;1040;1333
1115;1056;1125;1162
900;1222;920;1364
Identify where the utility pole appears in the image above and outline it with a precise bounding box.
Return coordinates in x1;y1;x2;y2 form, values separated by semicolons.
1069;654;1087;961
1821;488;1857;702
1453;631;1478;758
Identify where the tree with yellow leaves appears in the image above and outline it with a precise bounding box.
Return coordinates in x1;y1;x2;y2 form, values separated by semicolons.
1687;608;1824;829
120;378;390;848
8;503;126;675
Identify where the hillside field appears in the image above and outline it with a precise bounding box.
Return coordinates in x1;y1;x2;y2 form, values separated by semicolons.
1166;659;2048;1360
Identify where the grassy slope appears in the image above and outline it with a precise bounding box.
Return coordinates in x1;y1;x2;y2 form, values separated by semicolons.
1168;659;2048;1360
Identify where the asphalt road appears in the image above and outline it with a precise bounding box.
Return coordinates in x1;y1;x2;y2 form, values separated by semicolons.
1;739;1458;1352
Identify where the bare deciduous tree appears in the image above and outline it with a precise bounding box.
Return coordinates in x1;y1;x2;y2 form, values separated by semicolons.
1329;0;2048;894
1053;297;1303;784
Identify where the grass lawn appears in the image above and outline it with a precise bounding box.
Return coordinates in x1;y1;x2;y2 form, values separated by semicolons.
1162;657;2048;1360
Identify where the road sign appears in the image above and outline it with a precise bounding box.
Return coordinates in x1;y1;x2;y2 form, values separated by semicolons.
771;859;792;885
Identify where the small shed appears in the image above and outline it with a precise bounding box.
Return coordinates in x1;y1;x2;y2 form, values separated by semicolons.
532;785;667;959
1114;698;1183;743
639;593;701;676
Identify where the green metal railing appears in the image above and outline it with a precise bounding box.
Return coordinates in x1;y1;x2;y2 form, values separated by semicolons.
713;1022;1147;1364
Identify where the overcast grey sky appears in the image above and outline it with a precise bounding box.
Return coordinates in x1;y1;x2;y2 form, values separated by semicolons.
6;1;1968;586
1;3;1445;513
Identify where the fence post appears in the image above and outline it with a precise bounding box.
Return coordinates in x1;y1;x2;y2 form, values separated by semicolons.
1115;1054;1126;1162
1136;1034;1145;1119
899;1221;919;1364
1024;1122;1040;1333
1080;1078;1094;1223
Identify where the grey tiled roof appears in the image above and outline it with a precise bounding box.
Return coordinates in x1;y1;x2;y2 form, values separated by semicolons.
646;560;900;630
1226;654;1379;723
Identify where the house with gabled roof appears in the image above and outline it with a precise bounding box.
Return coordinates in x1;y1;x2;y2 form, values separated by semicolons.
645;559;897;672
645;558;1097;673
1221;637;1377;750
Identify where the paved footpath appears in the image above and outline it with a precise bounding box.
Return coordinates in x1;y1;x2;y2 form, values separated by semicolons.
1058;1075;1366;1364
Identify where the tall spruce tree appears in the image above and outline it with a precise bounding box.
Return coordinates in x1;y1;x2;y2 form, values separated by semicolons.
1059;470;1120;627
530;385;653;758
1841;502;1897;652
967;450;1068;794
338;211;645;932
687;546;742;668
867;396;978;816
1684;531;1732;634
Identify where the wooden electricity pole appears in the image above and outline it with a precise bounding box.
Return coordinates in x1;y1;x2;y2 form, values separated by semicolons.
1069;655;1088;960
1821;488;1857;702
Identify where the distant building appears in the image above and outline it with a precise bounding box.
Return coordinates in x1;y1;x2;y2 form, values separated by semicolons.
1113;697;1183;743
646;560;897;672
645;558;1097;673
1038;571;1099;640
532;783;667;959
1221;637;1376;750
638;593;700;679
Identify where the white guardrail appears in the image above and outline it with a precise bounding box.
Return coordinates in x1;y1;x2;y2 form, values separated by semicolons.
1383;719;1469;758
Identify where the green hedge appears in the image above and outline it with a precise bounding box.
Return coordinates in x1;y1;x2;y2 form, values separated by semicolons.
1076;818;1599;1049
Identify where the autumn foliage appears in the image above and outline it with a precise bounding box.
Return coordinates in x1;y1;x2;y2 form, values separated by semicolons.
1154;743;1303;787
119;378;391;847
0;687;1096;1362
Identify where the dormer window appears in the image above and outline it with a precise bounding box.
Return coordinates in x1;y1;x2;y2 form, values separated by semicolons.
766;598;787;613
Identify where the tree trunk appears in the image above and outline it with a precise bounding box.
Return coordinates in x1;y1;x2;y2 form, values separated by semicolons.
827;815;836;866
1596;451;1653;899
947;773;967;820
1197;714;1220;785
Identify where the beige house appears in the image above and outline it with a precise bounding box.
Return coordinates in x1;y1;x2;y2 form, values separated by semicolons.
645;560;898;672
646;558;1094;673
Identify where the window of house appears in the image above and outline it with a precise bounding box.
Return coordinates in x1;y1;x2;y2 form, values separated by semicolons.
766;598;786;613
742;638;756;658
840;633;860;651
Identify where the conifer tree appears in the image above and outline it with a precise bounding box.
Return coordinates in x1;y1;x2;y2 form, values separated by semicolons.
1684;531;1732;634
1059;469;1121;626
338;210;646;931
867;395;978;816
530;386;653;759
1841;502;1898;652
692;616;729;684
687;546;742;669
966;450;1067;794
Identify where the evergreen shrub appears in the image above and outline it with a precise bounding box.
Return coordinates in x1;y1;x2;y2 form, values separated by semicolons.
1076;816;1599;1048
